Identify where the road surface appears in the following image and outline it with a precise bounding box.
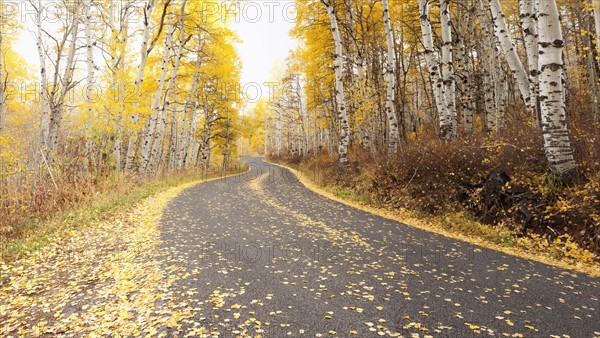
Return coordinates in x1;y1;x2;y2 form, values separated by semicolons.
159;157;599;337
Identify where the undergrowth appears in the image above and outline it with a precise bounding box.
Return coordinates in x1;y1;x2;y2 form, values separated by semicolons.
271;113;600;266
0;163;248;261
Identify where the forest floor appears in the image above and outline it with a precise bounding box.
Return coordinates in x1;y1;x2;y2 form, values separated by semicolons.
0;158;598;337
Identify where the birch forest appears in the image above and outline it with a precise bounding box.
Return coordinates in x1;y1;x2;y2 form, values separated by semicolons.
242;0;600;255
1;1;599;261
1;0;600;336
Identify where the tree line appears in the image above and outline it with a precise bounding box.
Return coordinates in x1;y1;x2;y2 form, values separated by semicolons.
0;0;242;189
250;0;599;181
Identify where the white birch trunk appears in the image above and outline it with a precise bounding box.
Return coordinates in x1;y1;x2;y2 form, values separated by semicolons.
537;0;577;177
488;0;533;115
594;0;600;62
440;0;457;138
147;0;187;174
477;0;497;132
519;0;540;119
139;9;174;174
83;0;95;173
200;109;215;168
35;0;51;158
84;0;95;127
418;0;450;138
322;0;350;167
178;58;201;169
124;0;157;173
48;2;81;158
382;0;400;151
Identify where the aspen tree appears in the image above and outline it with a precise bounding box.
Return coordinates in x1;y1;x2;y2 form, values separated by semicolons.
322;0;350;167
418;0;451;138
488;0;533;115
537;0;577;178
382;0;400;150
440;0;458;138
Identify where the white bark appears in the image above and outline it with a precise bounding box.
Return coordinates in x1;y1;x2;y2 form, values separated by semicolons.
418;0;450;138
594;0;600;61
488;0;533;115
476;0;495;132
519;0;539;118
139;6;174;174
34;0;51;158
382;0;400;151
147;0;187;174
83;0;95;172
178;51;201;169
537;0;577;177
440;0;457;138
47;1;81;158
124;0;157;173
322;0;350;167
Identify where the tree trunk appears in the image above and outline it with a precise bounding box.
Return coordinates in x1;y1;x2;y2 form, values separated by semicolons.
440;0;458;138
147;0;187;174
537;0;577;177
382;0;400;151
488;0;533;115
178;54;201;169
476;0;497;132
519;0;540;120
418;0;450;138
47;2;80;159
124;0;158;174
35;0;51;160
322;0;350;167
139;6;174;174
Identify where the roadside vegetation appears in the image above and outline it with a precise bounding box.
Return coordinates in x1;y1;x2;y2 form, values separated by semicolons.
269;111;600;275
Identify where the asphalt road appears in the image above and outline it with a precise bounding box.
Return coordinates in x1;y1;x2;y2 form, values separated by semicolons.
159;157;599;337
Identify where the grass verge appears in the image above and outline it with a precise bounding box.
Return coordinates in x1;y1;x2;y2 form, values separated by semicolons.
1;165;248;263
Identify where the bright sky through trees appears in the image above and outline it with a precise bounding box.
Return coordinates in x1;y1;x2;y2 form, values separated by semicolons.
229;1;297;107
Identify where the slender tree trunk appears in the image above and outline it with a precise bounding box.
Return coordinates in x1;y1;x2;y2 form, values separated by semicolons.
47;2;80;159
440;0;458;138
594;0;600;62
84;0;95;143
322;0;350;167
477;0;497;132
35;0;51;159
418;0;450;138
139;8;174;174
147;0;187;174
200;109;215;168
124;0;158;173
537;0;577;177
178;55;201;169
519;0;540;120
488;0;533;115
586;16;599;124
382;0;400;151
455;2;474;134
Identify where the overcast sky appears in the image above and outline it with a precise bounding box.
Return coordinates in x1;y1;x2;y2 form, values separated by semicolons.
230;1;298;86
11;0;298;109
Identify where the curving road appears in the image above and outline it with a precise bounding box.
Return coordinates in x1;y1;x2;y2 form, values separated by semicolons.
159;157;599;337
